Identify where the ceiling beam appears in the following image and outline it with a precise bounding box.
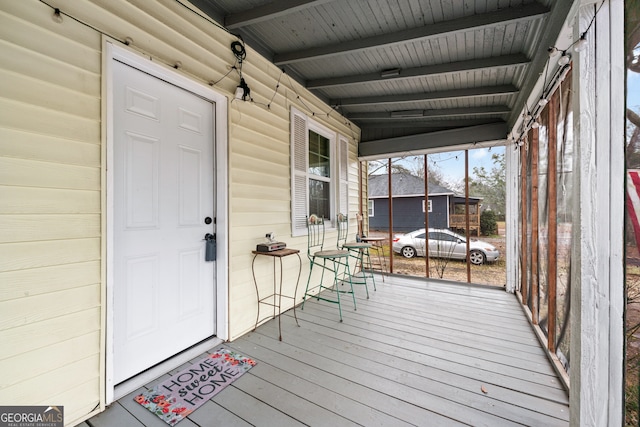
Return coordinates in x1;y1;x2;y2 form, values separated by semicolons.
348;105;511;120
358;119;505;129
224;0;332;29
274;2;548;65
331;85;518;107
507;1;574;127
306;54;529;89
358;123;508;161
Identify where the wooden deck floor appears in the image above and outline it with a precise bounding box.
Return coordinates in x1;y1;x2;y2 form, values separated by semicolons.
86;275;569;427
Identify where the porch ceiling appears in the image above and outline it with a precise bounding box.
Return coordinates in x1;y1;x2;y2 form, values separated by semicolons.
189;0;573;159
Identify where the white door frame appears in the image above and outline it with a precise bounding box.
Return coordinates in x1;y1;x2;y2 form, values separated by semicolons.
103;40;229;403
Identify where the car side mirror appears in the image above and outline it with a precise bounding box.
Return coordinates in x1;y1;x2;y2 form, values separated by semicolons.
457;239;463;244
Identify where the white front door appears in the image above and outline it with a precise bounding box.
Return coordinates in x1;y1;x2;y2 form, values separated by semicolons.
112;60;216;384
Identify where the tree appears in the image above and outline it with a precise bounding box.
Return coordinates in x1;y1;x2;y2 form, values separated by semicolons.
480;210;498;236
469;152;506;216
367;155;454;190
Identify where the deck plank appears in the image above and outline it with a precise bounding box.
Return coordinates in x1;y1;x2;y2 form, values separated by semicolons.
224;342;416;427
230;371;361;426
258;317;569;423
86;402;145;427
117;388;200;427
186;400;253;426
354;294;542;344
229;334;466;427
282;309;568;402
211;386;302;427
301;300;547;360
87;274;569;427
294;306;563;390
239;331;523;427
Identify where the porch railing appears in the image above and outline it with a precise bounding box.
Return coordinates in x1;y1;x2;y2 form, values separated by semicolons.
449;214;480;234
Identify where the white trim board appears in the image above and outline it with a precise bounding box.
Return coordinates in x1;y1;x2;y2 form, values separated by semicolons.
569;1;624;425
103;40;230;404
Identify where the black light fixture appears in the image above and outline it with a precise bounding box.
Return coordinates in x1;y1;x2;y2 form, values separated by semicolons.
52;8;63;23
235;78;251;101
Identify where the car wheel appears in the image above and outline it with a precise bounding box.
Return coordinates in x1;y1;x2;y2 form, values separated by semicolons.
401;246;416;258
469;250;485;265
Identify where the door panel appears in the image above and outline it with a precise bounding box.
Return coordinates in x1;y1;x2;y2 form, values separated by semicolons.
113;60;216;384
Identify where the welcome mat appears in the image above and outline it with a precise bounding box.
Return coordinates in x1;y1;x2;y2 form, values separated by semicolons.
134;348;256;425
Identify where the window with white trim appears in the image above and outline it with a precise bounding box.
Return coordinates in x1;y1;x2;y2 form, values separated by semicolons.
308;131;331;218
422;199;432;213
368;199;374;217
291;107;349;235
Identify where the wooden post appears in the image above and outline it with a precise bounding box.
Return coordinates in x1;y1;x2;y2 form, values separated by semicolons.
520;138;528;304
570;3;625;423
424;155;430;278
531;127;539;325
388;159;393;274
547;91;558;352
358;161;363;232
465;150;471;283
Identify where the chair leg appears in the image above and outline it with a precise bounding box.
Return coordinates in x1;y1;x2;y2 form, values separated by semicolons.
331;258;343;322
354;249;369;299
347;248;371;299
363;249;376;292
303;255;356;321
301;257;317;310
361;249;371;298
318;259;327;298
341;256;358;311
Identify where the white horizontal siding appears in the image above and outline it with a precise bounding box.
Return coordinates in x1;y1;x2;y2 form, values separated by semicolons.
0;1;103;424
1;0;361;424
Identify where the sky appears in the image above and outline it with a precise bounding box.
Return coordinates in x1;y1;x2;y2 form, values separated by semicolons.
369;145;505;185
429;145;505;183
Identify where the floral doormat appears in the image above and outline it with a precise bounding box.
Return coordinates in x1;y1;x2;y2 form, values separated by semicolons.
134;348;256;425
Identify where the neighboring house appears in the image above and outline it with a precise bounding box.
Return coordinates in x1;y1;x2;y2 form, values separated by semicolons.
368;173;482;234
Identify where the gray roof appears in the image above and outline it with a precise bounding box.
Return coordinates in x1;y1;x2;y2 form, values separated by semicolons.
368;173;454;198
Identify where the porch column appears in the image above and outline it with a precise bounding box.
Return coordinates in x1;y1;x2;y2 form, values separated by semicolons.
570;0;624;425
505;144;520;293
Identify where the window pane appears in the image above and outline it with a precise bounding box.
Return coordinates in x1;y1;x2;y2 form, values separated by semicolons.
442;234;457;242
309;178;330;219
309;131;330;177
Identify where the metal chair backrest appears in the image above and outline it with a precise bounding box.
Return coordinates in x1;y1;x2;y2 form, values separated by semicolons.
336;213;348;249
306;214;326;258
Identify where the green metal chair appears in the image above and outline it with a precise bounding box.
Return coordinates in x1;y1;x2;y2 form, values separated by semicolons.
336;213;376;298
301;214;356;321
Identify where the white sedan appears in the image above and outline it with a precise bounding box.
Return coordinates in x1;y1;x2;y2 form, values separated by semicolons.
392;228;499;265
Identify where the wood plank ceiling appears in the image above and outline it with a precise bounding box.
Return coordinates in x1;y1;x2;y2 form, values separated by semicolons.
189;0;573;159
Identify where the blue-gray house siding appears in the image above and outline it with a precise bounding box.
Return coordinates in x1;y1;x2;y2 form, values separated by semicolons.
368;172;481;232
369;196;449;231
